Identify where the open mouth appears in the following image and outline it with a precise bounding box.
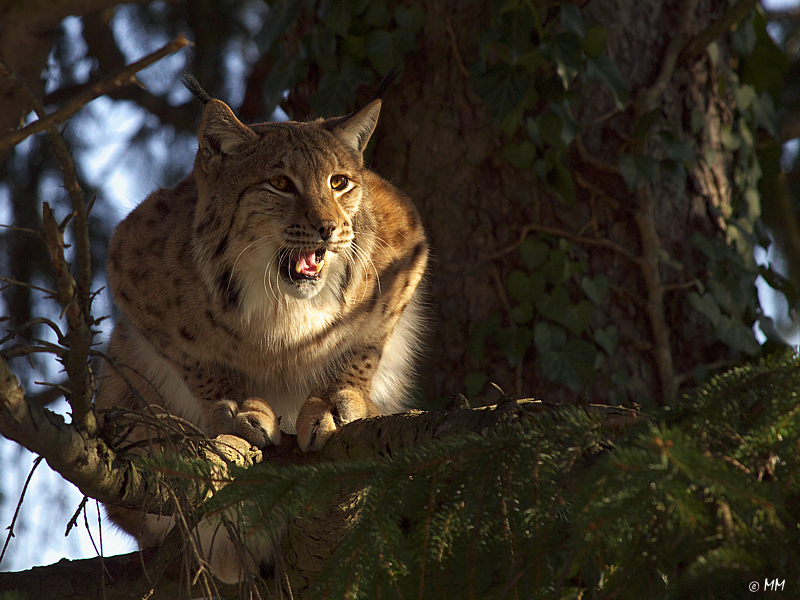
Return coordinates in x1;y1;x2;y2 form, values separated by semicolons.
279;248;326;283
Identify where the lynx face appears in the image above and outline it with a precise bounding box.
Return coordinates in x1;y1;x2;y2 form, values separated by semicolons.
220;128;361;302
191;107;378;308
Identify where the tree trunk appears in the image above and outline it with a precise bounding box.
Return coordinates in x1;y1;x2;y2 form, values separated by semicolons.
361;0;741;406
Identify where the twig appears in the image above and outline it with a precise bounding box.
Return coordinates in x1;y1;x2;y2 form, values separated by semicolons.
678;0;758;66
639;0;700;113
0;36;192;154
488;222;637;262
573;170;620;209
0;276;57;296
663;279;701;292
574;135;621;175
65;496;90;537
635;186;677;405
445;17;470;79
1;343;68;360
0;455;44;565
4;54;99;431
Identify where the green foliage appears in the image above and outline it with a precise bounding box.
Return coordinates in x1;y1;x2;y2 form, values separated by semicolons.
466;2;797;400
472;2;629;205
186;352;800;598
258;0;425;116
689;231;761;356
478;235;610;394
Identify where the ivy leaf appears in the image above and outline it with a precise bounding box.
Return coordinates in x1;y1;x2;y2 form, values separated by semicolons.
750;91;779;139
564;299;594;336
547;157;576;205
661;136;695;164
503;140;537;169
495;326;533;367
261;51;307;115
536;286;570;324
548;100;579;146
538;338;597;391
543;32;584;89
581;274;609;305
393;4;425;33
733;83;757;111
323;1;352;37
510;301;534;324
363;0;390;27
507;270;546;304
618;154;660;191
537;112;566;149
731;17;757;58
366;28;416;75
473;63;530;122
255;0;299;52
594;325;619;355
534;321;567;352
507;270;531;303
541;249;568;286
341;35;367;62
661;160;687;198
688;292;760;355
740;11;789;99
468;312;502;360
519;238;550;271
497;6;535;61
584;25;607;59
560;4;587;40
585;56;630;109
312;60;373;116
526;116;542;147
310;26;338;71
464;371;488;398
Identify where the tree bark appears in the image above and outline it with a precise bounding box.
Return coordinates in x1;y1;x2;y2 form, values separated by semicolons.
359;0;739;406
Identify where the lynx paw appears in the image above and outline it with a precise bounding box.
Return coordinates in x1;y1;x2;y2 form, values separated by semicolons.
213;398;281;448
296;390;375;452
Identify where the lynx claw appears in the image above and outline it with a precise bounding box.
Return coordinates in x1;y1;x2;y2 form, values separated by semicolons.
296;391;371;452
213;398;281;448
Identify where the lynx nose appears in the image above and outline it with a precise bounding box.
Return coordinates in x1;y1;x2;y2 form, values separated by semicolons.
317;220;337;240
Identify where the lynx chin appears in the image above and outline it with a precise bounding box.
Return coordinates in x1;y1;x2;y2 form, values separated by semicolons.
95;77;428;583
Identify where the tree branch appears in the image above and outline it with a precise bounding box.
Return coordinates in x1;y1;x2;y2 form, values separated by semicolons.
0;355;263;514
0;392;642;598
635;186;677;405
678;0;758;66
0;35;192;155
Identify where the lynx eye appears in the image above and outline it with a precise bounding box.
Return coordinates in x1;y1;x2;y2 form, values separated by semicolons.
269;176;293;192
330;174;349;191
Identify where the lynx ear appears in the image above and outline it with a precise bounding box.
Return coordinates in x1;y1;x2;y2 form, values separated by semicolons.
198;99;257;173
329;99;381;158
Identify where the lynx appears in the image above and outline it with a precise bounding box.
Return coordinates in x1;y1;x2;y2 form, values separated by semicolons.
95;78;428;583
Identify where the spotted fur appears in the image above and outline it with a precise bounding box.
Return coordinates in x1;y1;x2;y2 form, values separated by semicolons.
96;96;428;583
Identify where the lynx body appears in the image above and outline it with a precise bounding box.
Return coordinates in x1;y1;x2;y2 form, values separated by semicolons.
96;90;427;582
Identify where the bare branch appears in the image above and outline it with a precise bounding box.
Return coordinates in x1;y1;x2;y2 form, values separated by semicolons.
640;0;700;113
635;186;677;405
0;355;263;515
678;0;758;66
0;35;192;154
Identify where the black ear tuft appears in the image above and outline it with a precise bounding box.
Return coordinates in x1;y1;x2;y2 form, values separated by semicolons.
182;72;212;105
374;65;402;101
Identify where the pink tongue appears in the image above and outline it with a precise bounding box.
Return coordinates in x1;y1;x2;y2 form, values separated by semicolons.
291;250;319;276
